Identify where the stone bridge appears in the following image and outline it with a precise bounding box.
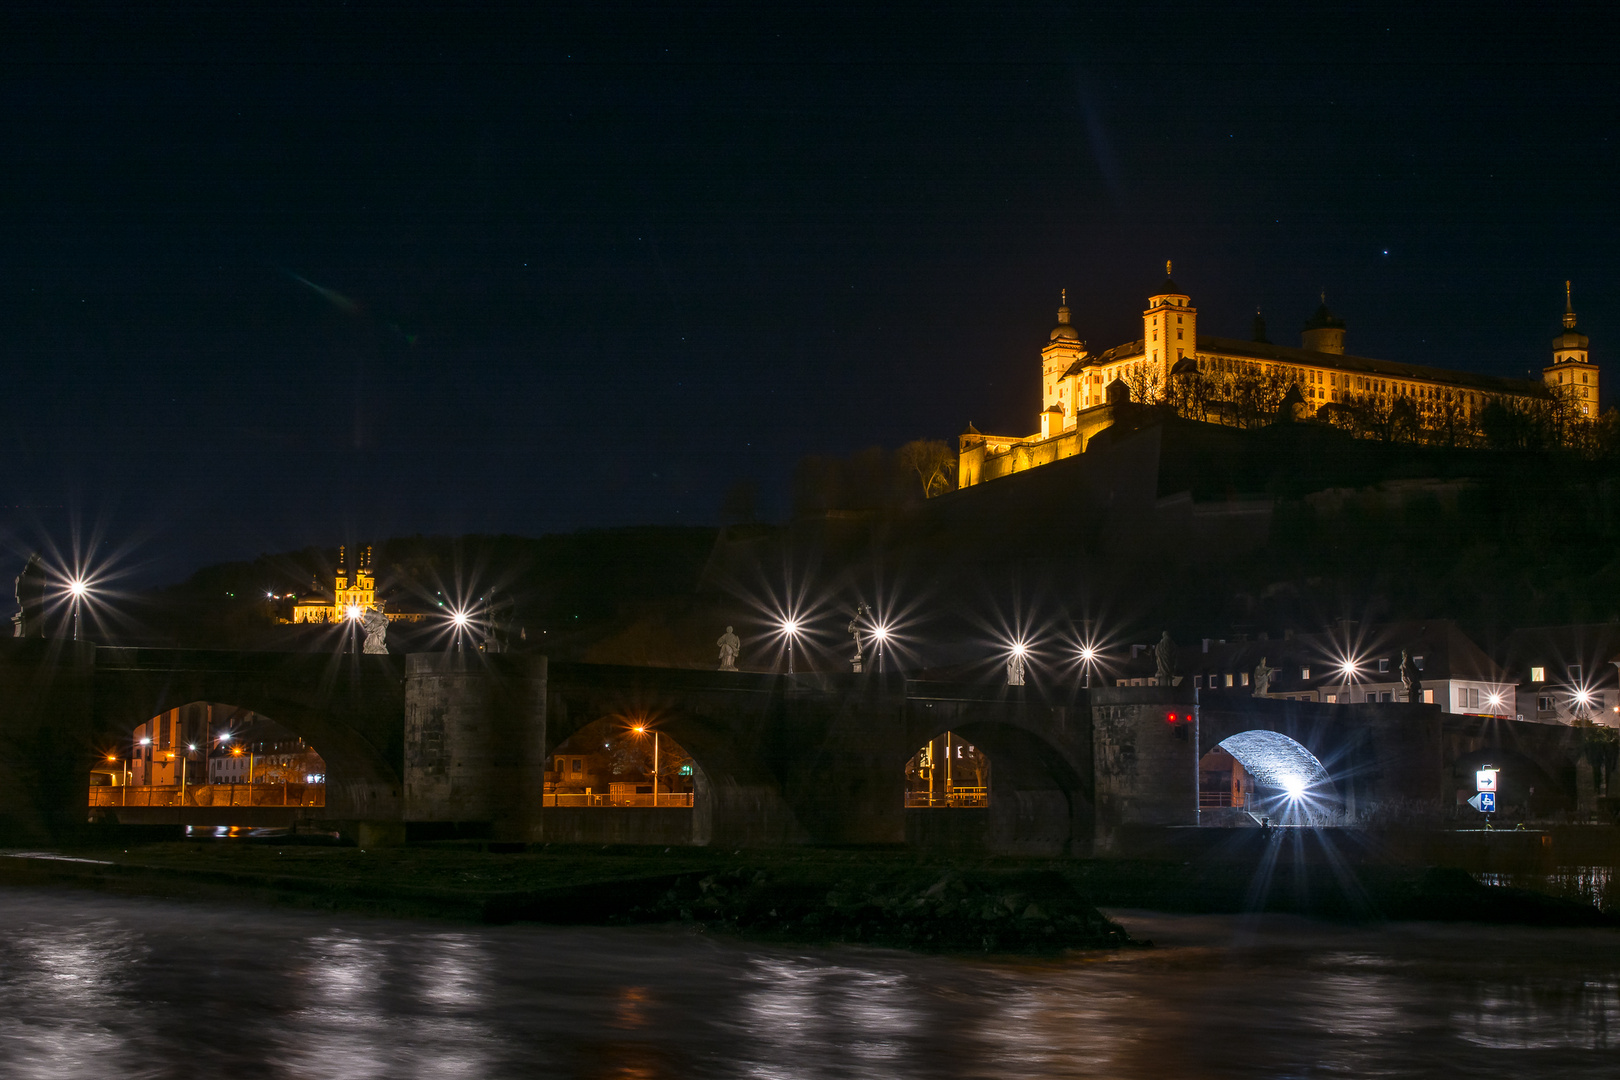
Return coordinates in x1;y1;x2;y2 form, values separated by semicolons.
0;641;1590;850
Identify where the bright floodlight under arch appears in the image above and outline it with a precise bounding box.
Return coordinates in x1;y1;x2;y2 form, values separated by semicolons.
1218;730;1330;800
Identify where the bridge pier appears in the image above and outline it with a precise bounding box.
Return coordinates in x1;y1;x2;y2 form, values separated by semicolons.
1091;686;1199;851
402;653;548;842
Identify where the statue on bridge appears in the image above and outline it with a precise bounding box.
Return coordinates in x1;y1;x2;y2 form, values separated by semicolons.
716;625;741;671
1400;650;1422;702
1253;656;1277;697
848;603;869;673
360;606;389;654
1007;648;1026;686
1155;631;1179;686
481;591;518;654
12;553;46;638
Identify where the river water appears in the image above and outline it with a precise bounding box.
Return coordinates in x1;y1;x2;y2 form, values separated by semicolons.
1;887;1616;1078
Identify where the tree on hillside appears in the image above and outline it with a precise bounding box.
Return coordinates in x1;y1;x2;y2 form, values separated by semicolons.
897;439;956;498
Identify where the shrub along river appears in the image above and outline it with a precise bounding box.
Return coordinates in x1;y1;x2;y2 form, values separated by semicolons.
1;886;1616;1078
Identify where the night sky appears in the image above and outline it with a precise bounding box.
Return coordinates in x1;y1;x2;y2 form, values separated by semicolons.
3;3;1616;584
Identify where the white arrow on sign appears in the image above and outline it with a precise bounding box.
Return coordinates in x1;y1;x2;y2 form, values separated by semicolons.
1467;792;1486;811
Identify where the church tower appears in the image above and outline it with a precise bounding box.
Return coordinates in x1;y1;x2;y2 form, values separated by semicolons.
1040;289;1086;430
356;545;376;605
1143;262;1195;385
1545;281;1598;416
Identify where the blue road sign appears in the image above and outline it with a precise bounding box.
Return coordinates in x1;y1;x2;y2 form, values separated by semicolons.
1479;791;1495;813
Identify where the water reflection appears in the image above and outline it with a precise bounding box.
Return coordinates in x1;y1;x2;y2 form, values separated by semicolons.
740;959;916;1076
0;920;152;1080
0;890;1617;1078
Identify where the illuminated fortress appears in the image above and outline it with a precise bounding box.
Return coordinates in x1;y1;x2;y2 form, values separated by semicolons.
959;268;1597;488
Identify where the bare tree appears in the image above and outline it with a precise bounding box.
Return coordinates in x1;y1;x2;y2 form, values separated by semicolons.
1122;361;1165;406
897;439;956;498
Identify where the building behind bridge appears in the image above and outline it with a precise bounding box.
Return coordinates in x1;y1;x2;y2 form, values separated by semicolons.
1113;620;1619;729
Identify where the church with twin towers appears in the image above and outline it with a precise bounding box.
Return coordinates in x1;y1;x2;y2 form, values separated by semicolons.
958;264;1598;488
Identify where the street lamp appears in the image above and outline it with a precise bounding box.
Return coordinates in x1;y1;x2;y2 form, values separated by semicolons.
1008;640;1029;686
67;577;88;642
449;608;472;654
780;617;800;675
1077;644;1097;687
871;622;890;674
633;724;659;806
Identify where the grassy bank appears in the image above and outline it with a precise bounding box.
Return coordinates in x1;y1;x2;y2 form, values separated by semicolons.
0;841;1611;954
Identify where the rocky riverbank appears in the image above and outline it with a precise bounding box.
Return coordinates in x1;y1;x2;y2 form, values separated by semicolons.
0;841;1611;953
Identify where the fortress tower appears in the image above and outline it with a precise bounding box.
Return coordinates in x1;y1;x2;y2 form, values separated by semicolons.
1040;290;1087;435
1300;293;1346;354
1544;281;1598;416
1143;261;1196;385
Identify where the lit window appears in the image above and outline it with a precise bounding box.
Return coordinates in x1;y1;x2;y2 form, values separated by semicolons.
1530;665;1545;682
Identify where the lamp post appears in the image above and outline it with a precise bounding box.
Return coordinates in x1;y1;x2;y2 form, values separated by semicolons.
67;578;87;642
781;618;799;675
1078;645;1096;688
633;725;660;806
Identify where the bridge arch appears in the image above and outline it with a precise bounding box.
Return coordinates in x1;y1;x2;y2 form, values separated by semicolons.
1206;729;1339;824
544;694;811;847
904;703;1092;855
91;651;406;822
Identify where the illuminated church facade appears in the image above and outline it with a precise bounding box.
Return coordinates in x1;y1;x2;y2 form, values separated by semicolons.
959;267;1597;488
291;545;426;624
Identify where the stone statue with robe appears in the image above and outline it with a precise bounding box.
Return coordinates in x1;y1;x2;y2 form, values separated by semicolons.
1253;656;1277;697
1155;631;1179;686
12;553;45;638
360;606;389;654
1007;650;1026;687
717;625;741;671
847;603;869;673
1400;650;1422;702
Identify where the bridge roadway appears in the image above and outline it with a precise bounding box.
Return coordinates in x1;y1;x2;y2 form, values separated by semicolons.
0;640;1587;851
